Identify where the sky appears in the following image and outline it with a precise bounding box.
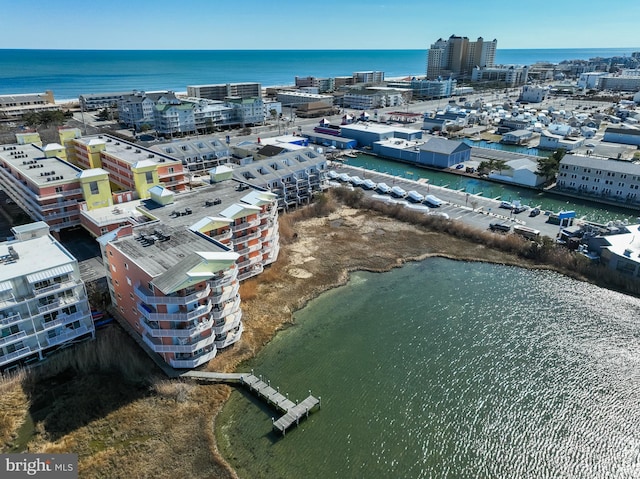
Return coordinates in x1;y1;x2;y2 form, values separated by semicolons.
1;0;639;50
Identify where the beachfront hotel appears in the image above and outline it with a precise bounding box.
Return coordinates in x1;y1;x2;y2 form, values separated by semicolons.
0;222;94;371
426;35;497;80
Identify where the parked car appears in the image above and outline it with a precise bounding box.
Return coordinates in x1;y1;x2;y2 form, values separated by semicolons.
513;205;528;214
529;207;541;217
489;221;512;232
499;201;514;210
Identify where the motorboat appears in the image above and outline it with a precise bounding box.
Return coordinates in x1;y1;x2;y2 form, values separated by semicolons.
362;179;377;190
349;175;364;187
407;190;425;203
390;186;407;198
376;182;391;194
424;194;443;207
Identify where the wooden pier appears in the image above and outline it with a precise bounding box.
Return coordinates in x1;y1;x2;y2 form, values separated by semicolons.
181;370;320;436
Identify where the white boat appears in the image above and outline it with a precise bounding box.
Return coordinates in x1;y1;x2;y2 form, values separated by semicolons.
376;182;391;194
349;175;364;187
406;204;430;213
362;179;377;190
424;195;443;207
407;190;425;203
390;186;407;198
344;151;358;158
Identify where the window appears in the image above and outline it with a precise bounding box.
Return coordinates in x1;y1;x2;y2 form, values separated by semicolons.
111;264;116;272
124;263;129;270
145;172;154;183
126;277;132;286
89;181;99;195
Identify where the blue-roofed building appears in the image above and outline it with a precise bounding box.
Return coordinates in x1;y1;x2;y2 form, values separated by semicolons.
417;138;472;168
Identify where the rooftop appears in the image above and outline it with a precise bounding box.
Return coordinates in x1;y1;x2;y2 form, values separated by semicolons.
0;234;76;283
79;134;181;167
0;143;82;186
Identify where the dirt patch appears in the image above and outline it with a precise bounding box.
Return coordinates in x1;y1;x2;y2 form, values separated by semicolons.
1;204;538;478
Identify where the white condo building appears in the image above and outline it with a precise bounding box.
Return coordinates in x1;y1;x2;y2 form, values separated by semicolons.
0;222;95;370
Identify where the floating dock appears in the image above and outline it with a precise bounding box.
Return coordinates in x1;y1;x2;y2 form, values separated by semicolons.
181;370;320;436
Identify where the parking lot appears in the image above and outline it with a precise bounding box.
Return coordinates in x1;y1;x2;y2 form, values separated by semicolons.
330;163;566;239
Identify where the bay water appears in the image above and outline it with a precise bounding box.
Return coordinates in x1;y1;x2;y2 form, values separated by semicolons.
216;258;640;478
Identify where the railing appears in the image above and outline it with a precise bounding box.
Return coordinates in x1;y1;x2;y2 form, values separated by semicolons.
0;312;25;326
212;311;242;335
169;348;217;369
208;267;238;288
37;295;79;314
33;279;79;297
232;229;261;245
142;333;215;354
214;323;243;349
140;317;213;338
137;300;212;322
235;243;262;256
238;264;264;281
46;325;91;347
40;199;79;211
209;296;241;321
0;346;33;365
39;311;89;332
237;255;262;269
230;218;261;233
135;284;211;306
212;230;232;242
0;330;27;347
210;282;239;305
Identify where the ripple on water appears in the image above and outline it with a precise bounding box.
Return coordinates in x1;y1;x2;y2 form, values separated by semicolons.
217;258;640;479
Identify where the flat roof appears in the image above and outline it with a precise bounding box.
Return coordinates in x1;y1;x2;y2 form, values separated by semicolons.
341;123;421;135
0;235;76;282
0;143;83;186
79;134;181;167
135;180;261;230
111;225;229;280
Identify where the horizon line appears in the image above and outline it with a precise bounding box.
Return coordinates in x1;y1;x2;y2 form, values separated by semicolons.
1;46;639;52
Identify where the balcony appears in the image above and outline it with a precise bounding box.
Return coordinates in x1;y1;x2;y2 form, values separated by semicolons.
238;264;264;281
38;295;78;314
235;243;262;256
142;333;215;354
232;229;261;243
210;282;239;305
39;311;90;332
45;324;92;347
0;312;26;327
0;346;33;366
214;323;243;349
237;255;262;270
208;267;238;288
212;230;232;242
137;300;212;322
135;283;211;306
210;296;241;321
231;218;261;233
169;348;217;369
0;330;27;347
33;279;79;297
212;310;242;335
140;317;213;338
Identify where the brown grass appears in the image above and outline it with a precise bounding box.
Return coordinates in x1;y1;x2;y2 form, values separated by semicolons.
1;188;636;478
0;371;29;446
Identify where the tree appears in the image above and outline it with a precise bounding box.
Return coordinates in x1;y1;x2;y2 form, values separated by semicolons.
536;149;565;183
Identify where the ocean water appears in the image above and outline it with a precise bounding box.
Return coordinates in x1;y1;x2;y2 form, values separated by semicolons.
0;48;637;100
216;258;640;479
